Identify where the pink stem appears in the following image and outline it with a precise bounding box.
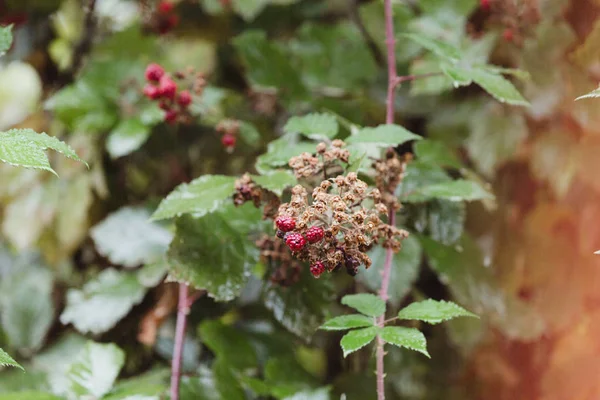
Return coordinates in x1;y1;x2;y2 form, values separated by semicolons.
170;283;190;400
376;0;399;399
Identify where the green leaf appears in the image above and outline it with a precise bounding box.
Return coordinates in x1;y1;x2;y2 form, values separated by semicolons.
60;269;148;334
440;63;472;87
409;56;452;96
0;348;22;370
106;118;151;159
341;293;386;317
379;326;429;357
396;161;452;199
252;170;297;196
402;33;462;62
0;25;12;57
398;299;478;324
103;369;169;400
319;314;374;331
414;140;462;168
198;320;257;370
0;393;62;400
346;124;421;147
231;0;269;21
180;363;245;400
283;387;331;400
238;121;262;148
284;113;339;140
90;207;173;268
402;179;493;202
167;208;259;301
470;67;530;106
264;355;319;397
66;342;125;399
151;175;237;220
358;234;422;306
255;136;316;173
413;200;465;245
0;129;87;175
340;327;378;357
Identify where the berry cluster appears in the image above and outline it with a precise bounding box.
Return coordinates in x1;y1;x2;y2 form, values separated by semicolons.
233;174;281;220
216;119;240;152
143;64;205;125
373;149;410;212
153;1;179;34
255;235;302;287
289;139;350;179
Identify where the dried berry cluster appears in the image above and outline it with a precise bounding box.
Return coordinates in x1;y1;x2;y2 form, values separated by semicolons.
256;235;302;287
373;148;410;212
216;119;240;152
143;64;206;125
289;139;350;179
275;173;409;278
479;0;540;44
233;174;281;220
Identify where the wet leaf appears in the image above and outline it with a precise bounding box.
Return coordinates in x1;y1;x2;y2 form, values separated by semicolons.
398;299;478;324
0;348;22;370
340;327;378;357
320;314;374;331
379;326;429;358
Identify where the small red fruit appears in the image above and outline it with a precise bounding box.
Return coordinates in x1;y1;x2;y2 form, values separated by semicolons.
145;63;164;82
480;0;490;10
158;101;171;111
158;76;177;99
177;90;192;107
275;215;296;232
502;28;514;42
305;226;324;243
158;1;175;14
310;261;326;278
285;233;306;252
143;84;160;99
221;133;236;148
164;109;178;124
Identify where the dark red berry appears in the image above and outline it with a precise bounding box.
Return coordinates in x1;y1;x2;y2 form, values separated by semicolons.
145;63;164;82
177;90;192;107
480;0;490;10
221;133;236;148
158;76;177;99
164;109;178;124
305;226;324;243
345;256;360;277
159;101;171;111
275;215;296;232
285;233;306;252
276;229;286;239
158;1;174;14
143;84;160;99
310;261;326;278
502;28;514;42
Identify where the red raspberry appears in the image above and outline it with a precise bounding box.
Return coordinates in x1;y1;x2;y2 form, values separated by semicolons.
502;28;514;42
145;63;164;82
275;215;296;232
143;84;160;99
158;76;177;99
158;1;175;14
177;90;192;107
164;109;178;124
305;226;324;243
310;261;326;278
221;133;236;148
285;233;306;252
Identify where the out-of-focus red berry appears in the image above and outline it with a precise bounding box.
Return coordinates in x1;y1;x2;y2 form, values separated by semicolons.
164;109;178;124
145;63;164;82
502;28;514;42
158;1;174;14
177;90;192;107
480;0;490;11
221;133;236;148
143;84;160;99
158;76;177;99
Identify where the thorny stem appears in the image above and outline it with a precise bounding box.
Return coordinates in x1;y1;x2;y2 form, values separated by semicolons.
170;283;190;400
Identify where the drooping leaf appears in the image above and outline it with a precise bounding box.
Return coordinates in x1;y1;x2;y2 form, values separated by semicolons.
60;269;148;334
575;86;600;100
151;175;237;220
340;327;379;357
66;342;125;399
106;118;151;159
91;207;173;268
379;326;429;358
398;299;478;324
0;129;87;175
346;124;421;147
0;348;22;370
198;320;257;370
341;294;386;318
0;25;12;56
319;314;374;331
252;170;297;196
470;67;530;106
402;179;493;202
284;113;339;140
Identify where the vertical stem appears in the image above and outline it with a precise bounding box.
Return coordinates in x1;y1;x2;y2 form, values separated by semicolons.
170;283;189;400
376;0;398;399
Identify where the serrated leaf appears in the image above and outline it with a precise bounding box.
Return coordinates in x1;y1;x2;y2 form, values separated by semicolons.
66;342;125;399
470;67;530;106
440;63;472;87
402;179;493;202
255;135;316;173
151;175;237;220
319;314;374;331
199;320;257;369
575;86;600;100
414;140;462;168
60;269;148;334
0;129;87;175
106;118;151;159
0;25;12;56
346;124;421;147
341;293;386;317
402;33;462;62
398;299;478;324
379;326;429;357
284;113;339;140
252;170;297;196
91;207;173;268
0;348;22;370
340;327;379;357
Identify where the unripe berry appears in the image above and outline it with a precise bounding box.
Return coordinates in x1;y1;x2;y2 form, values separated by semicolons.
305;226;324;243
158;76;177;99
164;109;178;124
143;84;160;99
177;90;192;107
285;232;306;252
158;1;174;14
310;261;326;278
221;133;236;148
145;63;164;82
275;215;296;232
